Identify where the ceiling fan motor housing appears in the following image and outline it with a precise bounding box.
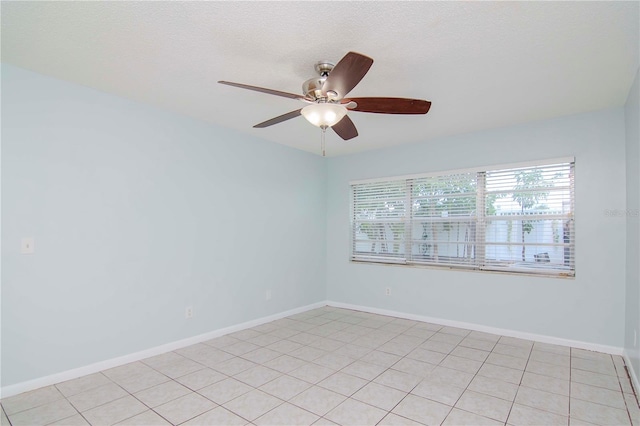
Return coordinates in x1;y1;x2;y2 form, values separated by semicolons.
302;77;326;100
302;60;335;101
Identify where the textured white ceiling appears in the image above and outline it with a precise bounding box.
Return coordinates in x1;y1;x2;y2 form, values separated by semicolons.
2;1;638;157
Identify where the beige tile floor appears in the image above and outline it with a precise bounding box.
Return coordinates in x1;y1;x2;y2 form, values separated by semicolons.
2;306;639;426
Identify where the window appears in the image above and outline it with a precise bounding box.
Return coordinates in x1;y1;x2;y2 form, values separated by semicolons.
351;159;575;277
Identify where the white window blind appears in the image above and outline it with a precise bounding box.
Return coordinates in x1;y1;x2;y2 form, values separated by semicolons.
351;180;408;263
351;160;575;277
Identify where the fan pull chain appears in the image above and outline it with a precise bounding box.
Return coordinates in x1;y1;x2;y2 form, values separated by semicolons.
321;126;326;157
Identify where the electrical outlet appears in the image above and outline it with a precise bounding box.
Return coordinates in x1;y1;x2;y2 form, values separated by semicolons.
185;306;193;319
385;287;391;296
266;290;272;301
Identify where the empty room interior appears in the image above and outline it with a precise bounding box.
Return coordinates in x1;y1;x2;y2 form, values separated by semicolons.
1;2;639;425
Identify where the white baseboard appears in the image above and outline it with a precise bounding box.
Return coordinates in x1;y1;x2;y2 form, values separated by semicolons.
327;301;625;356
0;301;326;399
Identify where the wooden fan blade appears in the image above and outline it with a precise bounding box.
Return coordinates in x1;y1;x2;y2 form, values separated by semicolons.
253;109;302;128
219;81;305;100
322;52;373;99
331;115;358;140
345;97;432;114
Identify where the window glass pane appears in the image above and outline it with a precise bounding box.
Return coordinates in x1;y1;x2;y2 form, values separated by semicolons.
412;174;477;218
484;163;574;274
353;181;406;219
410;219;477;264
410;173;477;266
352;181;407;261
484;219;572;264
353;222;405;257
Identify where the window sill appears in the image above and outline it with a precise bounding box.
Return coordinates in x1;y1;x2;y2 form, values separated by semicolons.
349;259;575;279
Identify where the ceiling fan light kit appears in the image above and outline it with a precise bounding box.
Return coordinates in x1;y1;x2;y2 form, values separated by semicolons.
218;51;432;155
300;103;347;128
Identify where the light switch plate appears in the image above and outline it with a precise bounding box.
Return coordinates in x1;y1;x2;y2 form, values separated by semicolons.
21;237;35;254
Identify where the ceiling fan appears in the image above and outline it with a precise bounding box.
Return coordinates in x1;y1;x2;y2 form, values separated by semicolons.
218;52;431;144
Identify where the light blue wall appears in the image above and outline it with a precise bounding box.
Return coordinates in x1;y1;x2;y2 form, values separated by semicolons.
326;108;627;347
625;68;640;377
1;64;327;386
1;62;634;389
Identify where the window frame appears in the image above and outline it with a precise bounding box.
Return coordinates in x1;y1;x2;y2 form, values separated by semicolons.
350;157;575;278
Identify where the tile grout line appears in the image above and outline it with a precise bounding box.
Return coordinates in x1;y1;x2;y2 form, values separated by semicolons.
316;314;405;423
375;326;502;425
455;335;508;425
206;321;307;418
320;313;433;424
368;320;439;426
189;317;314;425
624;363;640;407
613;354;636;426
2;404;13;426
301;311;395;424
568;347;572;426
341;321;525;424
64;347;228;424
220;312;376;425
118;359;198;425
497;336;532;426
441;332;491;424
